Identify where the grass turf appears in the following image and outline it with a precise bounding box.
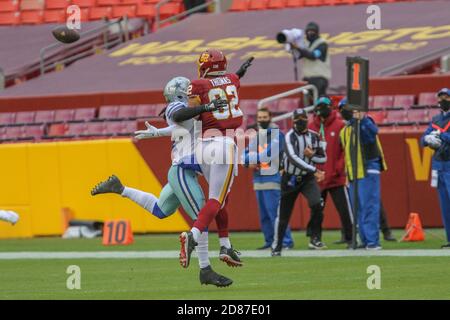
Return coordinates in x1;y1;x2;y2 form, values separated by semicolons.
0;230;449;299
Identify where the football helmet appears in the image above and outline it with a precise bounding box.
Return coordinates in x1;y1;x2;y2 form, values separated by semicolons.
197;49;227;78
163;76;191;103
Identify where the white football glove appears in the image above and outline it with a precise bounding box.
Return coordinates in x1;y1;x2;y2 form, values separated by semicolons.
134;121;160;140
424;134;442;149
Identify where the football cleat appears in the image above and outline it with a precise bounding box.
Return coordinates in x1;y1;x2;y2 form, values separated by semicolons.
179;231;197;268
308;238;327;250
219;246;243;267
271;249;281;257
366;245;382;251
91;175;124;196
199;266;233;287
441;243;450;249
0;210;19;225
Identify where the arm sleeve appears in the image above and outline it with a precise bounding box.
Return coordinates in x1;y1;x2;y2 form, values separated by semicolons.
172;105;209;123
294;43;327;62
311;134;327;164
360;117;379;144
284;131;317;173
157;125;176;137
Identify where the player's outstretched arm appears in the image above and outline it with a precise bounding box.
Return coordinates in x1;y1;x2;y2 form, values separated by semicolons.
134;122;175;140
172;99;228;122
236;57;254;79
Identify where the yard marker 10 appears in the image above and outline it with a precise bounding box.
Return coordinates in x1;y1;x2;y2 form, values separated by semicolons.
102;220;134;246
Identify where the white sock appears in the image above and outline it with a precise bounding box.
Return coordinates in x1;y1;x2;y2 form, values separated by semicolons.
196;232;210;269
191;227;201;243
121;186;157;213
219;237;231;249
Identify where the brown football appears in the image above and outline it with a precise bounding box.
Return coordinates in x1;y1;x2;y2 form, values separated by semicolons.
52;26;80;44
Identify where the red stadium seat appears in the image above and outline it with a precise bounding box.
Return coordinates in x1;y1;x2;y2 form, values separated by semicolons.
303;0;323;6
4;126;25;140
0;12;20;25
105;121;125;135
97;0;121;5
385;109;407;124
0;0;19;12
20;0;44;10
15;111;36;124
136;104;158;118
159;3;182;19
137;4;155;17
20;10;44;24
277;99;299;112
117;105;138;119
112;5;137;18
85;122;107;136
47;123;67;136
372;95;394;109
24;125;45;140
143;0;161;3
74;108;96;122
429;107;441;119
44;9;66;23
393;95;415;110
35;110;56;123
67;123;87;136
407;109;429;125
0;113;16;125
267;0;287;9
121;0;143;4
367;110;386;124
265;101;279;113
89;6;113;20
285;0;304;7
229;0;249;11
249;0;269;10
122;120;137;134
45;0;70;9
417;92;437;107
240;100;258;115
98;105;119;120
55;109;75;122
72;0;96;7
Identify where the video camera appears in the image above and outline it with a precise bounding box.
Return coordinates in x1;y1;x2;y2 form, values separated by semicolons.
276;28;304;51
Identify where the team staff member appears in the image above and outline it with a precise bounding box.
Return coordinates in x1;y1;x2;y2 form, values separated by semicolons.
421;88;450;248
243;108;294;250
339;99;387;250
309;96;353;245
272;109;326;256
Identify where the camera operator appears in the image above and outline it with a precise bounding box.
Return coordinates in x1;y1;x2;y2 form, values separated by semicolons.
292;22;330;96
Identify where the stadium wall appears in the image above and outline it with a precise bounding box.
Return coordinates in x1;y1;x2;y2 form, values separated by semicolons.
0;131;442;238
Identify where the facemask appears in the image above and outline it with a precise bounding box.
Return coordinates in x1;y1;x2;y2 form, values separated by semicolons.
258;121;271;129
306;32;318;42
294;119;308;132
341;109;353;121
316;104;331;118
439;100;450;112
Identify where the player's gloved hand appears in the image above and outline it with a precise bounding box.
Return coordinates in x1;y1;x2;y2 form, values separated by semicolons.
236;57;254;78
204;99;228;112
424;134;442;149
134;121;160;140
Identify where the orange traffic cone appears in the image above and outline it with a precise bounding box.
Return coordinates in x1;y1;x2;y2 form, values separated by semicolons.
102;220;134;246
401;213;425;242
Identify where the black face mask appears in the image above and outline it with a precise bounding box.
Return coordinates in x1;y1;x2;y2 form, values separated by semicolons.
258;121;271;129
316;104;331;118
306;32;318;43
294;119;308;133
341;109;353;121
439;100;450;112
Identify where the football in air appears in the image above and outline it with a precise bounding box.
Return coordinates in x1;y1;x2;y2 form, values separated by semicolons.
52;26;80;44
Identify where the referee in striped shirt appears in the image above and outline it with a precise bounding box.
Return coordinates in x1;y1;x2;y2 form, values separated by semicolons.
272;108;326;256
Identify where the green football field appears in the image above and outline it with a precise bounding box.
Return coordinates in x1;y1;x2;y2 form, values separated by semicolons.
1;229;450;300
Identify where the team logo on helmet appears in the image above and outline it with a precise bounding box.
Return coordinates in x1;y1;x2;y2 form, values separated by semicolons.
197;49;227;78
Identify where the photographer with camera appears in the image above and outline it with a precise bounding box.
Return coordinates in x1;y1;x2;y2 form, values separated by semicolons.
277;22;330;96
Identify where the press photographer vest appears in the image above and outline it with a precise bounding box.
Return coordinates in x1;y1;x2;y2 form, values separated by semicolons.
302;37;331;80
431;113;450;162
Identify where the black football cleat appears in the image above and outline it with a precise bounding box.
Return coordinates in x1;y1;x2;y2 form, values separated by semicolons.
308;238;327;250
219;246;243;267
441;243;450;249
179;231;197;268
383;232;397;242
199;266;233;287
91;175;125;196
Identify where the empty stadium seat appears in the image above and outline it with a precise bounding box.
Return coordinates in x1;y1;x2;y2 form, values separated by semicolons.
137;4;156;17
240;100;258;115
385;109;407;124
67;123;87;136
407;109;428;125
249;0;269;10
429;108;441;119
4;126;25;140
104;121;124;134
0;113;16;125
54;109;75;122
74;108;96;121
229;0;249;11
159;3;182;19
367;110;385;124
20;10;44;24
35;110;55;123
97;0;121;5
417;92;437;107
303;0;323;6
112;5;137;18
72;0;96;7
44;9;66;22
117;105;138;119
393;95;415;109
89;6;113;20
45;0;70;9
0;0;19;12
267;0;287;9
285;0;304;7
24;125;45;139
121;0;143;4
15;111;35;124
84;122;107;136
373;95;394;109
98;105;119;120
277;99;298;112
143;0;162;3
123;120;137;134
47;123;67;136
136;104;157;118
0;11;20;25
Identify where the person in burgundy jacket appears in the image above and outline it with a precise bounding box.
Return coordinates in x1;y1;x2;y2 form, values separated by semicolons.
309;96;353;244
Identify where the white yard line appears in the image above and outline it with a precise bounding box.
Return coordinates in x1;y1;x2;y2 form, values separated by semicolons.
0;250;449;260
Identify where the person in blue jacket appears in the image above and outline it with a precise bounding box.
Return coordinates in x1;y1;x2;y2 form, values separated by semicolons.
243;107;294;250
421;88;450;248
